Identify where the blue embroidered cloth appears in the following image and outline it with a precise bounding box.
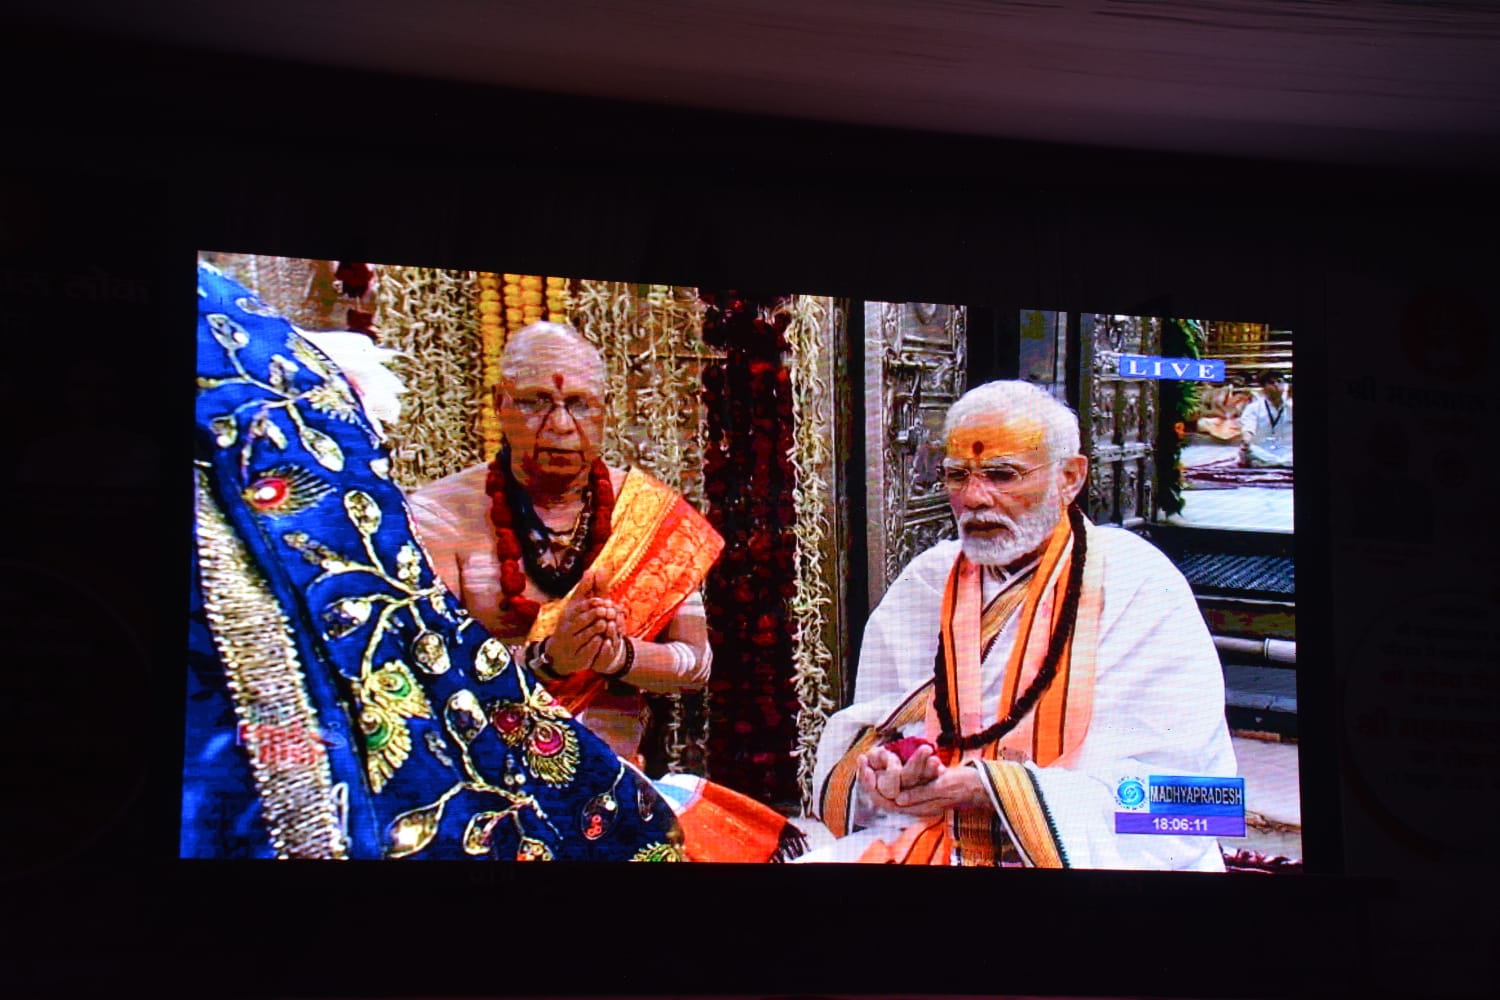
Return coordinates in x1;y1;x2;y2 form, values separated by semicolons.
183;262;683;861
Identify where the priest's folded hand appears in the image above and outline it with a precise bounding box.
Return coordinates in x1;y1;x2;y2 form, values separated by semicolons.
548;572;624;674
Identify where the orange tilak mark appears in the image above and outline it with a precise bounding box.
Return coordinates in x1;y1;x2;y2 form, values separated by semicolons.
947;415;1048;462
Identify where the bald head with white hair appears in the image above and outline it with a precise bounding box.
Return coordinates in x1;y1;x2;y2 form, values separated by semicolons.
942;380;1088;567
494;321;610;494
499;321;607;390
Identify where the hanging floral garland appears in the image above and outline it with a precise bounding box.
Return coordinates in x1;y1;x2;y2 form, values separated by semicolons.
373;267;485;489
700;291;800;808
784;295;838;816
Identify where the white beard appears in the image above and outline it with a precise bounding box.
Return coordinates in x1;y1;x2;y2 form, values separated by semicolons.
958;485;1062;567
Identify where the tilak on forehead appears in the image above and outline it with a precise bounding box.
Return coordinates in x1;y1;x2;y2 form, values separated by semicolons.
946;411;1049;462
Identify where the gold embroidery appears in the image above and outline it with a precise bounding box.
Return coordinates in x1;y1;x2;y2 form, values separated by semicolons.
194;470;346;859
631;842;687;862
359;661;434;794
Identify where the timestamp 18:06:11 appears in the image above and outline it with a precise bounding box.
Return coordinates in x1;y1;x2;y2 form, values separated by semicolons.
1153;817;1212;832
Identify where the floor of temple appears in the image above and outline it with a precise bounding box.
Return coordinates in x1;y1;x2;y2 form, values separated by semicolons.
1172;441;1295;534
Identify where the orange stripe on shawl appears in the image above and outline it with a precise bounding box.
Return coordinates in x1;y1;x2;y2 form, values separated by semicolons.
527;469;724;714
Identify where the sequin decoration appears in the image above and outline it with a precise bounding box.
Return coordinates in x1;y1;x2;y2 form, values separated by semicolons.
235;295;282;318
443;689;487;745
424;730;456;769
487;675;580;787
462;811;505;856
303;377;359;422
636;782;656;823
322;597;372;639
580;790;619;841
473;638;509;682
243;465;335;517
211;416;237;448
386;799;445;859
490;703;529;747
516;837;554;861
395;543;424;587
527;720;580;787
283;532;353;572
343;490;382;535
298;423;344;472
206;312;249;348
410;631;450;674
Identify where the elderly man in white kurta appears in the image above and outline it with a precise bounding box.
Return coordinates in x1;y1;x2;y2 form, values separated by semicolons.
807;381;1236;869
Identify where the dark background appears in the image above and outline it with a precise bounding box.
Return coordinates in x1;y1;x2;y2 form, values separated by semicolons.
1;9;1495;999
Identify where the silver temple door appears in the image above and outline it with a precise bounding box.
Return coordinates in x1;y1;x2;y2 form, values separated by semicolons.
864;302;968;608
1078;314;1160;527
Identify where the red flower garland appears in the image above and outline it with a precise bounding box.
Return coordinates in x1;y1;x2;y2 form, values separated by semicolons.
484;451;613;636
699;291;800;807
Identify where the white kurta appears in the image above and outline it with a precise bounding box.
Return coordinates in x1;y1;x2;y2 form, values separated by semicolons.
1239;394;1293;467
808;529;1237;870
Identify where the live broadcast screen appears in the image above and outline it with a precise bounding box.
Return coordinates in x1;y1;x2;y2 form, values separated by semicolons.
184;254;1299;869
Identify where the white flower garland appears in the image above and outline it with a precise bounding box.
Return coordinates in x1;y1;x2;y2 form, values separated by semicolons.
785;295;839;816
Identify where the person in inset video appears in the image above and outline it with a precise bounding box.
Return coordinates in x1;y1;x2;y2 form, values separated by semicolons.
1239;370;1293;468
808;381;1236;869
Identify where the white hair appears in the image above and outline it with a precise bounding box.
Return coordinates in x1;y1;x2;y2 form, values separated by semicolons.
944;380;1080;461
499;321;606;388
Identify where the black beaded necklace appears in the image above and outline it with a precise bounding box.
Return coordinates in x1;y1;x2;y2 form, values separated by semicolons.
933;503;1088;752
497;445;597;597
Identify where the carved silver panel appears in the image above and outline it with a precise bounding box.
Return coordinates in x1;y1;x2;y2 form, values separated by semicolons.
865;303;967;606
1079;314;1161;527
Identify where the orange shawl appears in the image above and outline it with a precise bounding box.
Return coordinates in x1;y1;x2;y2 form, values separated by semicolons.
860;509;1103;865
526;468;724;714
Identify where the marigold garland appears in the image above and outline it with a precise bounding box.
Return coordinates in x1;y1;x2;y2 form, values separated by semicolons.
477;272;506;457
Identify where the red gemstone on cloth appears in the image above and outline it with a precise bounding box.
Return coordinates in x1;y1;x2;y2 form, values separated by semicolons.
491;704;527;736
247;477;289;510
531;723;564;756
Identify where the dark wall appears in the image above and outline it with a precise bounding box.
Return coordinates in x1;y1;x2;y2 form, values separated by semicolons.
2;23;1495;1000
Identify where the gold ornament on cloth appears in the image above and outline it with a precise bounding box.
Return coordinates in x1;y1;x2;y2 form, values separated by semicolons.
359;661;435;794
193;469;347;859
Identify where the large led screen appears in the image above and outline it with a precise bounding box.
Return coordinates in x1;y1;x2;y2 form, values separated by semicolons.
184;253;1299;871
